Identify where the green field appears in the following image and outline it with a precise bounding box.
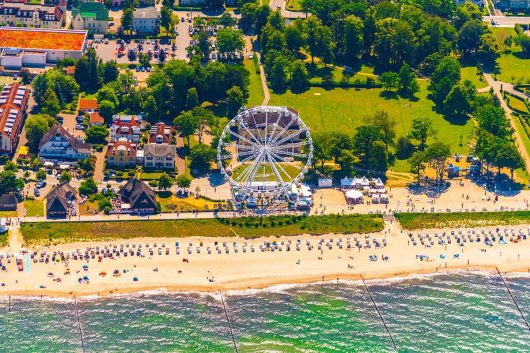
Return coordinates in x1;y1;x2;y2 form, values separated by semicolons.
20;214;384;245
497;50;530;84
244;59;264;107
461;66;487;89
309;64;377;86
23;199;44;217
507;94;529;113
0;230;8;247
396;211;530;230
269;80;474;161
286;0;302;11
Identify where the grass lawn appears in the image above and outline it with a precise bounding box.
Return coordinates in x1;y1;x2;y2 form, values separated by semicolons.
156;191;225;212
461;66;487;89
0;210;18;217
244;59;265;107
23;199;44;217
309;64;377;86
396;211;530;230
286;0;302;11
140;171;167;180
0;76;20;85
80;200;100;215
0;230;8;247
506;94;529;113
497;50;530;84
20;214;384;245
269;80;474;166
512;115;530;185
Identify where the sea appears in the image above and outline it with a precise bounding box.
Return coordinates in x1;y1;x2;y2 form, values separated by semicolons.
0;271;529;353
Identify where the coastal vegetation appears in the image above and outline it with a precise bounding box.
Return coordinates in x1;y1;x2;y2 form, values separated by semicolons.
20;214;384;245
396;211;530;230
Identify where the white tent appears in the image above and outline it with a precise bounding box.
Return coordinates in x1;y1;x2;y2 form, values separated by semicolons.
341;177;353;188
345;189;363;203
318;178;332;188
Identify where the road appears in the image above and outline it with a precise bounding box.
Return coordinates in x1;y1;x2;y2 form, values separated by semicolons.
483;16;530;27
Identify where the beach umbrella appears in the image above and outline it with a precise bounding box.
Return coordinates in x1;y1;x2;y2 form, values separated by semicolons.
99;271;107;277
133;277;139;282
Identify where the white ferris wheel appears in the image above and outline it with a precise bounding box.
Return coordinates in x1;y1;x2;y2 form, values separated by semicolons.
217;106;313;204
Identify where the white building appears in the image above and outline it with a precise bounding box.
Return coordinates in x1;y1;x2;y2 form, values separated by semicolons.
132;7;160;34
38;125;92;164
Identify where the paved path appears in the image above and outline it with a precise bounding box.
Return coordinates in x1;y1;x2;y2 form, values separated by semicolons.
256;52;270;105
483;16;530;27
484;73;530;170
93;146;107;182
269;0;307;18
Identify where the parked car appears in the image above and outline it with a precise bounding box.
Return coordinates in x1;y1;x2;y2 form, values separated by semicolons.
34;188;40;197
75;124;84;130
36;180;46;188
181;16;185;22
248;53;254;59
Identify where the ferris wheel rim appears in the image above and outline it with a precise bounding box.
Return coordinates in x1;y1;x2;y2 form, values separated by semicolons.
217;106;313;196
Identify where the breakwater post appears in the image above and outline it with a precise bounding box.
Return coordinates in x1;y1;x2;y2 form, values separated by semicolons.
360;275;397;351
8;295;10;311
218;290;239;353
73;296;87;353
496;267;530;332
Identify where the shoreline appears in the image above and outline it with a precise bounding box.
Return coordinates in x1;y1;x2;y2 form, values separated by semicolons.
2;224;530;299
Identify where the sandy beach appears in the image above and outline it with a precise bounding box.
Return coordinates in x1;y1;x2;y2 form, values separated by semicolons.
1;223;530;298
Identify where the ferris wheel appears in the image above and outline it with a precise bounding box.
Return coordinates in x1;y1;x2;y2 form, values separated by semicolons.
217;106;313;202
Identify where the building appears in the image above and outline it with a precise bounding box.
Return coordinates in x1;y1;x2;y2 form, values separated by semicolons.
46;181;76;219
0;193;17;211
0;27;88;69
498;0;530;9
0;3;65;29
112;114;146;128
118;178;157;214
110;115;142;142
106;140;137;168
72;2;109;34
38;125;92;163
0;83;29;155
143;142;176;170
78;98;98;113
132;7;160;34
148;122;171;144
88;111;104;126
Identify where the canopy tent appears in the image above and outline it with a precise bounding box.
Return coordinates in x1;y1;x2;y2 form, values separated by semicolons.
341;177;354;188
318;178;333;188
345;189;363;203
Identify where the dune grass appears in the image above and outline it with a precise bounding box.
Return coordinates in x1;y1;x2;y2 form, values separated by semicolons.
396;211;530;230
20;214;384;245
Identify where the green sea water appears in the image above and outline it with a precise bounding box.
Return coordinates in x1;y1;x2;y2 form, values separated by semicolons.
0;272;529;352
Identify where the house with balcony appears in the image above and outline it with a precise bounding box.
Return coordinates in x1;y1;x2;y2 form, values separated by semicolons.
38;125;92;164
0;83;29;155
110;115;142;142
106;140;137;168
143;142;176;170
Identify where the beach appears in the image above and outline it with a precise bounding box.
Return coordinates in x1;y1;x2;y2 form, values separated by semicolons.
1;223;530;298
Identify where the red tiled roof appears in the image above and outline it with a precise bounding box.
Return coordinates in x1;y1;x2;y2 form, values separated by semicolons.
78;98;98;110
89;111;104;125
106;140;137;157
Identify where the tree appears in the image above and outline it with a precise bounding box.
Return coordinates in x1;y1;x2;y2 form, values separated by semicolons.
159;49;167;63
0;171;22;195
478;31;501;64
98;100;115;122
121;7;134;33
364;111;396;155
195;30;211;60
285;22;304;53
353;125;385;171
518;34;530;54
374;18;415;70
443;82;475;119
396;136;414;159
312;132;333;171
85;125;109;144
158;173;174;190
174;110;197;148
79;177;98;196
25;114;53;152
41;87;61;116
409;117;436;150
289;60;310;93
189;144;216;175
161;6;172;33
495;142;524;179
219;12;236;27
398;63;419;98
36;169;47;181
192;106;215;144
428;56;461;106
186;87;199;109
176;173;192;189
97;86;119;107
409;150;426;183
226;86;245;117
101;60;119;83
475;103;511;138
128;49;137;62
138;53;151;68
4;161;17;172
59;171;72;183
216;28;244;54
425;141;451;184
457;20;484;59
379;72;400;94
330;132;353;163
338;149;355;175
341;15;364;63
